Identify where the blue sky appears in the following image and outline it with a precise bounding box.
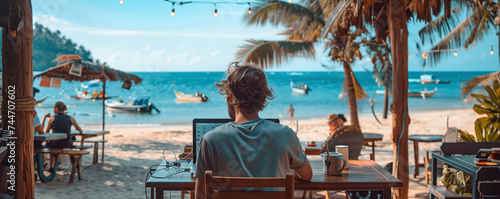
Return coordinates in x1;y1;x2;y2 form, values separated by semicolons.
32;0;499;72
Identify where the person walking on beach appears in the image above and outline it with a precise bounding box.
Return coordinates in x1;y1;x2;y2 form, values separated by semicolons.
194;63;312;198
287;104;295;124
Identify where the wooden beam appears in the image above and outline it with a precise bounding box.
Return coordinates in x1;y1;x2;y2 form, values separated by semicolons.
1;0;35;198
387;0;410;198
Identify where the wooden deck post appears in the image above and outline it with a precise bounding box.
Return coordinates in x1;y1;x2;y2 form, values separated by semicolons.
387;0;410;198
1;0;35;198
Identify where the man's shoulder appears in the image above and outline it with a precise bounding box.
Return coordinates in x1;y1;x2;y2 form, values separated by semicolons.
260;119;293;133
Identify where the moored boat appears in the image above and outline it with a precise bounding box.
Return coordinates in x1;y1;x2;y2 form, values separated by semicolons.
174;90;208;103
105;97;159;113
374;87;438;99
290;81;310;94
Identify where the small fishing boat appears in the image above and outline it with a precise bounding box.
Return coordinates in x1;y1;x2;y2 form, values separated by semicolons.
105;97;160;113
374;87;438;99
290;81;310;94
409;74;451;84
68;80;113;100
174;90;208;103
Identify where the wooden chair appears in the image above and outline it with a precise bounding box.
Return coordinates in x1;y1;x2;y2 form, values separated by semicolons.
321;125;364;160
205;170;294;199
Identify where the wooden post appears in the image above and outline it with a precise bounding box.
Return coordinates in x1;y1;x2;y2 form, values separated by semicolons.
102;80;106;131
1;0;35;198
387;0;410;198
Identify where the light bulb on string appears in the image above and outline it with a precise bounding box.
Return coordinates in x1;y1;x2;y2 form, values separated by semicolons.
213;4;218;18
491;46;494;55
288;0;292;3
171;8;175;17
366;57;370;61
454;50;458;56
322;57;326;60
408;55;411;58
119;0;124;4
247;3;252;14
422;53;428;59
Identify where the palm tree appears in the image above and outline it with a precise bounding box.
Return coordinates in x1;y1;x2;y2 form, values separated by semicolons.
236;0;368;128
418;1;499;95
366;40;392;119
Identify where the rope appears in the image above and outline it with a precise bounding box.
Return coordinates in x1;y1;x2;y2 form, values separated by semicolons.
1;97;36;112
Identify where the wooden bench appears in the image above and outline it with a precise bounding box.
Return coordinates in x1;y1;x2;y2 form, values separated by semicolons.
428;185;472;199
75;139;107;164
34;148;90;183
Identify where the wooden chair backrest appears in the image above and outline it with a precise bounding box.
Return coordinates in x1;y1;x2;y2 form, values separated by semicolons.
478;181;500;199
441;142;500;156
321;126;364;160
205;170;294;199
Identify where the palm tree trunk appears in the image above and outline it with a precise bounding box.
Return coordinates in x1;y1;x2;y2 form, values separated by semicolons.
387;0;410;198
383;86;389;119
1;0;35;198
343;62;359;128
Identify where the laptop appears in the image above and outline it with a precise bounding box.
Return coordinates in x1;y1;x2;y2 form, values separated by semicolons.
192;118;280;165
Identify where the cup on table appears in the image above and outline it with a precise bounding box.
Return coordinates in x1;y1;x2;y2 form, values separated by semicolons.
321;152;346;176
335;145;349;169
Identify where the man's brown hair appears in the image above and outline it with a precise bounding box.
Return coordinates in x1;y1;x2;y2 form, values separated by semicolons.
216;63;274;113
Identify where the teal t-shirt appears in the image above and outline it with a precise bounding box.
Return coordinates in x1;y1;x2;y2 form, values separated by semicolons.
195;118;307;179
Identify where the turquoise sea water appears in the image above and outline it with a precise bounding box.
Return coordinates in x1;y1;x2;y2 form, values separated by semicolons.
33;71;492;126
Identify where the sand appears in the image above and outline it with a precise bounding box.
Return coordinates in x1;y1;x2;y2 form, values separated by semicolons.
34;108;479;199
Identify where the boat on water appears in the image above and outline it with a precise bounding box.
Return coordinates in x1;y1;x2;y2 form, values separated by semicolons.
374;87;438;99
409;74;451;84
174;90;208;103
105;97;160;113
68;80;113;100
290;81;310;94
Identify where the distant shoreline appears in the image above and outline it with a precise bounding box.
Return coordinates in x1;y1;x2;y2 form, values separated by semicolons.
80;107;472;128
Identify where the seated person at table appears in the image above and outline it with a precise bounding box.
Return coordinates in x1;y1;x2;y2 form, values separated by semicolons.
327;113;347;137
44;101;83;171
194;63;312;198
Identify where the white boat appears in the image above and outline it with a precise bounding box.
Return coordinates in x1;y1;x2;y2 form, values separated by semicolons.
105;97;159;113
374;87;438;99
409;74;450;84
69;80;112;100
290;81;310;94
174;90;208;103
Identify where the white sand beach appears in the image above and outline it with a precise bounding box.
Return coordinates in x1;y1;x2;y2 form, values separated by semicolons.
34;108;479;199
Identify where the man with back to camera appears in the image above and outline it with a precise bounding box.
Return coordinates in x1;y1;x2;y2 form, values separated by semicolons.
194;63;313;198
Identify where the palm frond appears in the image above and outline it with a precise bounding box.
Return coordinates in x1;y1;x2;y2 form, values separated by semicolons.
424;7;484;66
244;0;324;31
418;7;461;46
339;70;368;101
464;7;497;48
235;39;316;69
321;0;352;37
461;71;500;96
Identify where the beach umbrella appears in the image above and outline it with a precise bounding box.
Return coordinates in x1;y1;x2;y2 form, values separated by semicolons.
34;55;142;130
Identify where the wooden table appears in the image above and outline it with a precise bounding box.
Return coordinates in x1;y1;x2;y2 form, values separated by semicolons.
301;141;323;155
408;134;443;178
363;133;383;160
431;154;500;198
146;160;402;199
71;130;110;164
34;133;67;142
301;133;383;161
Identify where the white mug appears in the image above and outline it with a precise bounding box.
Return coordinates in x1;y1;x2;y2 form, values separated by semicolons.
335;145;349;169
321;152;346;175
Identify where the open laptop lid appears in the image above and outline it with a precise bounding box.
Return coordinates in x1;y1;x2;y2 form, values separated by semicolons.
192;118;279;164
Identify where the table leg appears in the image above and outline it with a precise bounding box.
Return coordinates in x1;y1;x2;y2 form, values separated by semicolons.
150;187;155;199
155;188;163;199
102;134;105;163
384;188;391;199
413;140;419;178
431;156;437;186
371;141;376;160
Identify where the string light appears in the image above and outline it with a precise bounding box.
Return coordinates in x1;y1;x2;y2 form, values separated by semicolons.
491;46;494;55
422;53;428;59
213;4;218;17
322;57;326;60
408;55;411;58
288;0;292;3
454;50;458;56
337;58;341;61
171;2;175;17
366;57;370;61
119;0;124;4
247;3;252;14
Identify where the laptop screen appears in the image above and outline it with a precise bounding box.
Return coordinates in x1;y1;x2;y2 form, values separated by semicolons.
192;118;279;164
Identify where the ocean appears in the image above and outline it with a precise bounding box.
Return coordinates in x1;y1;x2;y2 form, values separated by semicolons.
33;71;491;126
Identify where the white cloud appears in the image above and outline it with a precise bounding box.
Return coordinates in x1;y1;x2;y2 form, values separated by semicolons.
146;44;151;50
210;50;221;57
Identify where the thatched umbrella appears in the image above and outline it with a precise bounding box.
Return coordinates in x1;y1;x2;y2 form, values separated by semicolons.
34;55;142;130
